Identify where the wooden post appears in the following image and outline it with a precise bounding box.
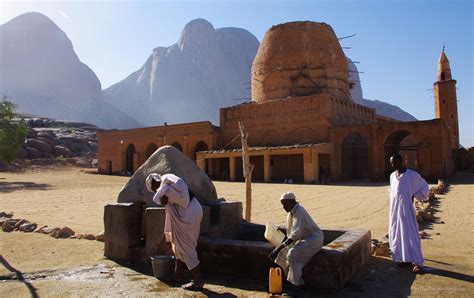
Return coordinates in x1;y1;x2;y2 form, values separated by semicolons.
239;121;254;222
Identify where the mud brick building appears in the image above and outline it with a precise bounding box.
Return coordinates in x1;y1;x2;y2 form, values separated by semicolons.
98;21;457;182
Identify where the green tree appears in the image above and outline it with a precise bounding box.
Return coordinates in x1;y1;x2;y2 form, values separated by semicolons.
0;97;27;163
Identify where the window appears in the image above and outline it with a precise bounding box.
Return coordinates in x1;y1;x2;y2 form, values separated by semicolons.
441;72;445;80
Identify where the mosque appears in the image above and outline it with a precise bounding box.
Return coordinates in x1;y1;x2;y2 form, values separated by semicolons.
97;21;457;183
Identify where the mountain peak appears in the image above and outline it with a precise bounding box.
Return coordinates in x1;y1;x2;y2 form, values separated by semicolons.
178;18;215;50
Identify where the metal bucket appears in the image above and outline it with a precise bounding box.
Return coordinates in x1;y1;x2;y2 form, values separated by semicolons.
150;255;175;280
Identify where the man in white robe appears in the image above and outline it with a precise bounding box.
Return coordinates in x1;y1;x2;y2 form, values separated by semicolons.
146;173;204;290
388;154;429;273
268;192;324;294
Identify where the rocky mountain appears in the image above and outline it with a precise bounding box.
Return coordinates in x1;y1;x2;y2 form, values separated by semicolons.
347;58;417;121
103;19;259;125
0;12;141;129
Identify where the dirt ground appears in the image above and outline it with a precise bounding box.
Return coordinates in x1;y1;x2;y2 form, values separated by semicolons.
0;167;473;297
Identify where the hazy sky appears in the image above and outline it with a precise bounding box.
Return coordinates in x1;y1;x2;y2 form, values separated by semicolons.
1;0;473;146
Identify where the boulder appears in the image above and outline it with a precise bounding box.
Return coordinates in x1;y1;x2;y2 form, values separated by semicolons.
51;227;75;238
0;212;13;219
77;233;96;240
95;231;105;242
2;221;14;232
52;145;72;158
19;222;37;232
26;128;38;138
14;219;28;230
35;225;56;234
26;138;51;154
37;136;57;148
117;145;218;206
16;147;28;159
25;147;42;159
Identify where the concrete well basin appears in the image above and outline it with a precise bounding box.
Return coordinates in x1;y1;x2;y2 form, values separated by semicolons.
197;222;371;289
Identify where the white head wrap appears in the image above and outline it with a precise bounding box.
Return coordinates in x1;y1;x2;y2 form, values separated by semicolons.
145;173;162;192
280;191;296;202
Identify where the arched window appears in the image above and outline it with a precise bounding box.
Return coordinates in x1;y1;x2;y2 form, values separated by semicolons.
146;143;158;159
193;141;209;161
125;144;136;174
171;142;182;152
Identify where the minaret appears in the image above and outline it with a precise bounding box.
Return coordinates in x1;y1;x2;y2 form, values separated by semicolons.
433;47;459;149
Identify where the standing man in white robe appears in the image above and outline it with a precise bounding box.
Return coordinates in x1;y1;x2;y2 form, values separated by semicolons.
388;154;429;274
268;192;324;295
146;173;204;290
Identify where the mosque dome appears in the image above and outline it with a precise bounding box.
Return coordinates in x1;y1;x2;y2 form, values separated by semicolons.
251;21;349;103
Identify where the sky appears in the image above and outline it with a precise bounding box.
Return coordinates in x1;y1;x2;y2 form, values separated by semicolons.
1;0;473;147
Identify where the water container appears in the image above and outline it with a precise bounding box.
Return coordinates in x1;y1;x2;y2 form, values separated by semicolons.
268;267;282;294
150;255;175;281
264;221;285;247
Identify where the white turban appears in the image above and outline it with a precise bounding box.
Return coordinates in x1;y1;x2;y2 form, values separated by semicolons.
145;173;162;192
280;192;296;201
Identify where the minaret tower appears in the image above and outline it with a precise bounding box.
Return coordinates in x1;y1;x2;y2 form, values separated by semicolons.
433;47;459;149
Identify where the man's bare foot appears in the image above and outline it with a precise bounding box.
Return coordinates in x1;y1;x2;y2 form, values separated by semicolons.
182;281;204;291
412;265;423;274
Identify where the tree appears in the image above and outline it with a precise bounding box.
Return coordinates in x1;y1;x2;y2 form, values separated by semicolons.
0;97;27;163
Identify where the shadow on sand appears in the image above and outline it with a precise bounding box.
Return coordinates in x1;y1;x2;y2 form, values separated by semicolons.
0;181;50;193
0;255;39;298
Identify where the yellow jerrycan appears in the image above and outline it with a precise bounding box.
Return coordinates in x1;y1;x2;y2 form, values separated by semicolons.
268;267;282;294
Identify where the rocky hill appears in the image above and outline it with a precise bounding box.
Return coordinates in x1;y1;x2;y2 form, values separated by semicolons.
0;12;141;129
103;19;259;125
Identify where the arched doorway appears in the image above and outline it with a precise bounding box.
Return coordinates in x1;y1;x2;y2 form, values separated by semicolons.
171;142;182;152
341;132;369;179
193;141;209;161
125;144;135;174
384;130;418;176
146;143;158;159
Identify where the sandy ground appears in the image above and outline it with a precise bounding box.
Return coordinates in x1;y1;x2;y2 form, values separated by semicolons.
0;167;473;297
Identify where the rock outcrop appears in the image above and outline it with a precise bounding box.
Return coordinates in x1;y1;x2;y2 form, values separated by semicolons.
0;12;141;129
15;116;99;161
117;145;218;206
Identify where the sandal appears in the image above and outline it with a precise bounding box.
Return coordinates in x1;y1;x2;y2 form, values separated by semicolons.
412;265;423;274
182;281;204;291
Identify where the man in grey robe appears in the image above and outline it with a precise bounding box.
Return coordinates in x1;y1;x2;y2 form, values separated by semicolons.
268;192;324;294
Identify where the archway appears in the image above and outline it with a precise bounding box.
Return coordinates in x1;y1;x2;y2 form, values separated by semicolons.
146;143;158;159
171;142;182;152
193;141;209;161
125;144;135;174
384;130;418;176
341;132;369;179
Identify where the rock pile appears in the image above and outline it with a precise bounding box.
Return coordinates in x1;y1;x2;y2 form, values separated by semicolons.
415;179;447;224
14;116;100;161
0;211;104;241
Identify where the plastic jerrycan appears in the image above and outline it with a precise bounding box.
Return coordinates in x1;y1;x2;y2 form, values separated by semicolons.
269;267;282;294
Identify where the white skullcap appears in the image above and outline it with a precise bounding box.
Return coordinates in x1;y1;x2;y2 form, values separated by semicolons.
145;173;161;192
280;192;296;201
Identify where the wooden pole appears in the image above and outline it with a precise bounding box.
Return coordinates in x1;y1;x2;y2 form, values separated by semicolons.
239;121;254;222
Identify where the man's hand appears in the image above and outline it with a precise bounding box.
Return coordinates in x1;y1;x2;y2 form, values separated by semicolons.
268;245;282;262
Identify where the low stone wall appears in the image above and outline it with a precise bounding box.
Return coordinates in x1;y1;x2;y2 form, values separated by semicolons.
103;202;370;289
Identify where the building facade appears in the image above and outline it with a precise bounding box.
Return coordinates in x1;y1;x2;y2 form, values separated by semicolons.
98;21;456;182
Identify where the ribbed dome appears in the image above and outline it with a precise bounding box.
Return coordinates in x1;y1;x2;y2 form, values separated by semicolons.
251;21;349;103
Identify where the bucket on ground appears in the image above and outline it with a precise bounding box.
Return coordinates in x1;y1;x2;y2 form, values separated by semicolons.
269;267;282;294
150;255;176;280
